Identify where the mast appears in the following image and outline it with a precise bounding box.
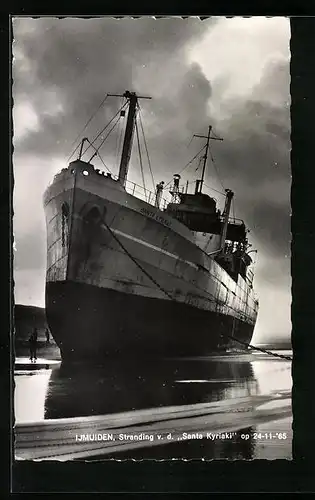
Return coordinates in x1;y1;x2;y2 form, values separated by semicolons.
200;125;211;193
118;91;137;186
108;91;151;187
194;125;223;194
219;189;234;250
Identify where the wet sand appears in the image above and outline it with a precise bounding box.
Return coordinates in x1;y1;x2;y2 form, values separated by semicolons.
14;349;292;461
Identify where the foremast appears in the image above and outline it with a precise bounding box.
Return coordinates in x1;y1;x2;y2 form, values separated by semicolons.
108;91;151;187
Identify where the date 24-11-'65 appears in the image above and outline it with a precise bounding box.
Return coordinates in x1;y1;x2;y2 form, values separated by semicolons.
242;432;287;440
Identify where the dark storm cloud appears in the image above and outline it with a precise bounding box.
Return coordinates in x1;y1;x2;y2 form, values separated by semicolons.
13;18;214;158
200;58;291;263
248;201;290;256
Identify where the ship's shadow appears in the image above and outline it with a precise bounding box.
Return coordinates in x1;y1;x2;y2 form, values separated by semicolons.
44;356;258;419
44;356;259;460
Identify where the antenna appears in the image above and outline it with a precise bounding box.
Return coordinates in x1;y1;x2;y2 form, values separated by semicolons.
193;125;223;194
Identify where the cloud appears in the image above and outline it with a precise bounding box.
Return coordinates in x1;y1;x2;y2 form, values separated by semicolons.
187;16;290;104
12;17;212;156
187;19;291;264
12;155;65;296
252;274;291;343
12;100;39;141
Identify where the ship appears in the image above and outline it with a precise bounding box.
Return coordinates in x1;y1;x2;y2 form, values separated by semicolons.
43;90;259;363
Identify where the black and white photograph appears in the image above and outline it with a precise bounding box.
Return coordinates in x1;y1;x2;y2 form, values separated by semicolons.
12;16;292;461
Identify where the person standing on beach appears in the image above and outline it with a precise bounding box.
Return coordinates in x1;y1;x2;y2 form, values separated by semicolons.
28;328;38;362
28;333;35;362
45;328;50;345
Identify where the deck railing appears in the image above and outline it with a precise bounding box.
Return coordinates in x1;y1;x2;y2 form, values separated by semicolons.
95;171;173;210
51;165;245;221
123;177;171;210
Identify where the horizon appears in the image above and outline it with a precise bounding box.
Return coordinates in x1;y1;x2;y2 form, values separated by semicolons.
13;302;292;346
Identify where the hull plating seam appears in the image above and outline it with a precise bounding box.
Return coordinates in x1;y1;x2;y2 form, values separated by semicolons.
108;226;199;270
95;227;255;318
103;224;252;297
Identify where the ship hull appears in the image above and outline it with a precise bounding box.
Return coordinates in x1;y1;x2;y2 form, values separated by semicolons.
43;160;258;363
46;280;254;362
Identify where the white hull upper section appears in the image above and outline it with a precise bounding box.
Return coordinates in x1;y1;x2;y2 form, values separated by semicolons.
43;163;258;325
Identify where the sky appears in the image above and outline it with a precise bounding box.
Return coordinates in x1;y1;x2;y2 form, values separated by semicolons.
12;17;291;344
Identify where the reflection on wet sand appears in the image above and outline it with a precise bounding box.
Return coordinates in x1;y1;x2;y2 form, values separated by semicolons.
15;354;291;460
39;357;259;459
44;357;258;419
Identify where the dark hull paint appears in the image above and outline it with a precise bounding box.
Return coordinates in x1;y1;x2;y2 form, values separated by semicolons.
46;280;254;363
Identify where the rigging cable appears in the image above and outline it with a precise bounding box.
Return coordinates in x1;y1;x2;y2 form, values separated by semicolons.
135;116;147;201
114;114;121;167
67;94;109;162
115;103;125;171
101;216;292;362
138;107;155;192
209;149;225;192
87;114;121;163
164;144;207;189
101;218;174;301
203;183;225;197
81;100;128;159
84;138;113;175
186;135;195;148
67;142;82;164
195;155;203;172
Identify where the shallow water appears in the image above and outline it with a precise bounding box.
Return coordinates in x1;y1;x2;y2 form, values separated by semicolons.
14;349;292;460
